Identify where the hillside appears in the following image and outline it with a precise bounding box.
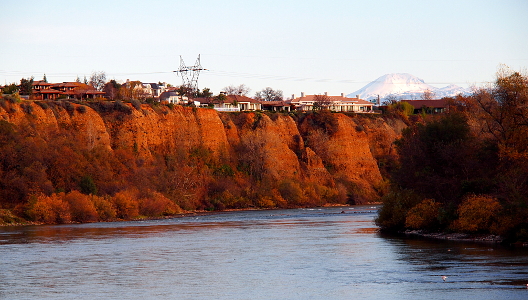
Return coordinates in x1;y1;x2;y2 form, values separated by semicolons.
0;101;405;224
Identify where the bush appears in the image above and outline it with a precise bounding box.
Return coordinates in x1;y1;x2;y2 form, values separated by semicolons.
375;189;422;232
35;101;49;110
63;191;99;223
139;191;182;217
451;195;501;233
91;195;116;221
4;93;21;104
405;199;441;230
0;209;26;225
76;105;87;114
26;193;71;224
21;103;34;114
112;190;140;219
130;99;142;110
278;179;305;206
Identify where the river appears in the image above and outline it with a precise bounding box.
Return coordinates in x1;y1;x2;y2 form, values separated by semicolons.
1;206;527;299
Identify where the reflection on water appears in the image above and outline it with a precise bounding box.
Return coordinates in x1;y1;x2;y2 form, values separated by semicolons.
1;206;527;300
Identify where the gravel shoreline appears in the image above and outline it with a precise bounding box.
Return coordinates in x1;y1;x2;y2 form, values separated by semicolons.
404;230;505;244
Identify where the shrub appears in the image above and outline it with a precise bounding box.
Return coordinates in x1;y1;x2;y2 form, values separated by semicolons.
375;189;422;232
278;179;305;206
114;100;132;114
0;209;26;225
112;190;140;219
63;191;99;223
21;103;34;114
139;191;182;217
130;99;142;110
451;195;501;233
26;193;71;224
35;101;49;110
91;195;116;221
405;199;441;230
4;93;21;104
76;105;87;114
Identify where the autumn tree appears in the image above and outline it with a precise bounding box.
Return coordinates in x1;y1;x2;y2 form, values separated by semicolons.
255;87;283;101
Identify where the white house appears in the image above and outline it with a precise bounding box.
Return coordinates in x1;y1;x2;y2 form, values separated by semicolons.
291;93;374;112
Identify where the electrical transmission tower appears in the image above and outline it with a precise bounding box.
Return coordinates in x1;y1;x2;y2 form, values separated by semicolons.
173;54;206;93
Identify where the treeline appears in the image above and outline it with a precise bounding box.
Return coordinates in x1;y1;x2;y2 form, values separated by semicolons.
376;67;528;243
0;104;352;225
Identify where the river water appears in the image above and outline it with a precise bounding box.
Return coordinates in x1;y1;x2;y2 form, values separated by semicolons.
1;206;527;300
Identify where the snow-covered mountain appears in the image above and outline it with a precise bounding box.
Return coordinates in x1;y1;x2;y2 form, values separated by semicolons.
347;73;471;102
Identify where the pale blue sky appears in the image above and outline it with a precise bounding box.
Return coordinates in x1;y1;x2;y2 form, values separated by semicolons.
1;0;527;97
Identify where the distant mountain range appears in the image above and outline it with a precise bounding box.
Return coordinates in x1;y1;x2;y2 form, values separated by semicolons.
347;73;471;102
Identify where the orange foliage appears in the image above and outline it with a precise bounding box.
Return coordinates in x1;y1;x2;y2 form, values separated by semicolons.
139;191;182;217
26;193;71;224
91;195;116;221
405;199;441;230
452;195;502;233
112;189;140;219
63;191;99;223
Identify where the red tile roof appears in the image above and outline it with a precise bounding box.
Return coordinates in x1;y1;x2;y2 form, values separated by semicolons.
226;95;260;104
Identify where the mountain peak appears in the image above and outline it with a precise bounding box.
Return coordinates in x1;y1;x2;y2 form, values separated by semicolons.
348;73;470;101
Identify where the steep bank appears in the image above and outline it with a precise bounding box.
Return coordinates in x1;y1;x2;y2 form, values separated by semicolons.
0;101;405;224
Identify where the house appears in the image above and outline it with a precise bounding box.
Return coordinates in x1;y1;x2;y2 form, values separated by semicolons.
260;100;293;112
291;93;374;112
401;99;448;114
226;95;261;111
197;95;262;111
159;91;189;104
142;82;169;98
32;81;105;100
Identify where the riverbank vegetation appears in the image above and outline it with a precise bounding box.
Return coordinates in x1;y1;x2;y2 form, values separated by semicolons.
0;107;363;226
376;66;528;243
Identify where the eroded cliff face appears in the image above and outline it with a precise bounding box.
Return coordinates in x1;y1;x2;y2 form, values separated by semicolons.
1;102;404;204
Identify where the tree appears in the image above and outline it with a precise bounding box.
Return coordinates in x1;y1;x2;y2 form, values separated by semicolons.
2;83;19;94
196;87;213;98
89;71;106;91
19;77;34;95
382;94;399;106
421;89;435;100
83;76;88;85
312;94;332;110
223;84;250;96
43;74;48;83
104;80;121;100
75;76;81;83
79;175;98;195
255;87;283;101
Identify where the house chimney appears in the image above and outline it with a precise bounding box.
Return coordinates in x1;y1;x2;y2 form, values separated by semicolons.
324;92;328;96
292;94;295;99
341;93;344;97
356;95;359;99
301;92;305;97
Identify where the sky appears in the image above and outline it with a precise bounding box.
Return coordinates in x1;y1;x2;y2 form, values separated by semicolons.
1;0;527;98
